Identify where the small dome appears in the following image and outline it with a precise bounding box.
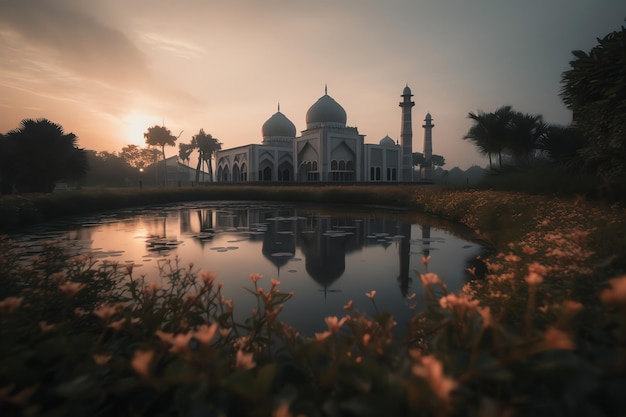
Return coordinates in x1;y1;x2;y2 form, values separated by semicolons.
379;135;396;147
306;92;347;129
262;111;296;138
402;85;412;96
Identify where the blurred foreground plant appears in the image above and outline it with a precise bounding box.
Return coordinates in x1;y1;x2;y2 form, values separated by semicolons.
1;236;626;416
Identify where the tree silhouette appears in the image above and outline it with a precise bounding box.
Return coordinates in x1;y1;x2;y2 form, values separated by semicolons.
464;107;512;169
465;106;546;169
1;118;86;193
120;144;160;170
144;125;180;185
192;129;221;183
178;142;194;166
560;24;626;177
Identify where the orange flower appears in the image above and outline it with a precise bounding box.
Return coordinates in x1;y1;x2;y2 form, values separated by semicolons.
420;272;442;287
365;290;377;300
194;323;218;345
314;331;332;341
199;270;217;285
601;276;626;306
343;299;354;310
131;349;154;378
93;354;112;366
39;321;55;333
324;316;347;334
544;326;575;350
412;355;457;404
58;281;86;297
235;349;256;370
169;332;193;354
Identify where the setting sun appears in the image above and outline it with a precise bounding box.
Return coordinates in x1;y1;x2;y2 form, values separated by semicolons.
121;113;162;147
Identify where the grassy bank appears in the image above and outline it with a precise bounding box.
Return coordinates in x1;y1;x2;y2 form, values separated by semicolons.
1;185;626;416
0;184;421;232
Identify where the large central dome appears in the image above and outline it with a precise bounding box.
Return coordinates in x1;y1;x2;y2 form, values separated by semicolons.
305;89;347;129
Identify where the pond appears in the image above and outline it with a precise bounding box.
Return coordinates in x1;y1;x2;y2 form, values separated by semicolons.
9;201;484;335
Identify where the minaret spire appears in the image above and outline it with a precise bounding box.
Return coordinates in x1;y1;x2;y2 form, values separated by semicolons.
399;85;415;181
422;113;435;181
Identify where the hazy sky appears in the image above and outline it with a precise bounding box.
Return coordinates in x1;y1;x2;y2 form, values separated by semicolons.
1;0;624;169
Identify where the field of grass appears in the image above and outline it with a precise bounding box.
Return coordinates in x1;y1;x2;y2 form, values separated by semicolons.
1;184;625;416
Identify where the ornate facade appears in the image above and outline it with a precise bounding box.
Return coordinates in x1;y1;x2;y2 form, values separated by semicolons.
215;85;427;183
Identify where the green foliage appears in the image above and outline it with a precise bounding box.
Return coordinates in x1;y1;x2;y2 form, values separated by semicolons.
1;232;625;416
0;119;87;194
560;24;626;177
464;106;549;170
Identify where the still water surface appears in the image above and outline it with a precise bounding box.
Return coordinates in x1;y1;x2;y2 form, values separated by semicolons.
11;201;483;335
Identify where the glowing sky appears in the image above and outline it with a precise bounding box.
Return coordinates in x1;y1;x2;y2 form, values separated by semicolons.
1;0;624;169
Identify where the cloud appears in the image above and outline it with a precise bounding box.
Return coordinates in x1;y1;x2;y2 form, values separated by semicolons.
0;0;201;115
0;0;148;87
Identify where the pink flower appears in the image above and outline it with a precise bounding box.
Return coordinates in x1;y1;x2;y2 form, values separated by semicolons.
39;321;55;333
412;355;457;403
107;318;126;331
250;273;262;284
235;349;256;370
0;296;23;313
324;316;347;334
271;278;281;288
94;304;117;322
343;299;354;310
601;276;626;306
219;327;232;339
58;281;86;297
315;331;332;341
525;272;543;286
194;323;218;345
365;290;377;300
544;326;575;350
155;329;174;344
420;272;442;287
131;349;154;378
199;270;217;285
93;354;112;366
421;255;431;266
169;332;193;354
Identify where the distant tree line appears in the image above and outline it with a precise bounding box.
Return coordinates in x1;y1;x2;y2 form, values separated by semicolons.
463;23;626;178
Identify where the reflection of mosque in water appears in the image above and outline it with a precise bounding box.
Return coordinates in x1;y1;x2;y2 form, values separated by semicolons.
180;206;436;298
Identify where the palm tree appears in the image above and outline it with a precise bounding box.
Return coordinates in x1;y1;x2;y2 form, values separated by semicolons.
507;112;547;167
192;129;221;183
144;125;180;185
4;118;86;193
464;106;512;169
178;142;194;166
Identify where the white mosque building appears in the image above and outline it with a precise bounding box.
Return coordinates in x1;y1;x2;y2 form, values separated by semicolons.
214;85;433;183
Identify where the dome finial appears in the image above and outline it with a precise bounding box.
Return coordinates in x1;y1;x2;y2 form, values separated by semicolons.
278;102;280;112
325;84;328;95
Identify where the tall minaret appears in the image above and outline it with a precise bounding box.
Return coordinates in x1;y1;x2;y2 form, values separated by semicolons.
399;85;415;181
421;113;434;180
